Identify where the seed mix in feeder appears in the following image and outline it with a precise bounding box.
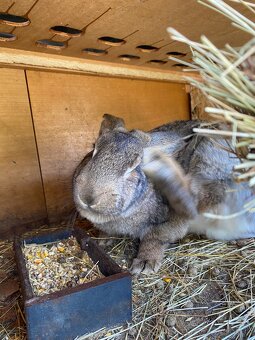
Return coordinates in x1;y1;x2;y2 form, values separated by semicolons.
22;236;103;296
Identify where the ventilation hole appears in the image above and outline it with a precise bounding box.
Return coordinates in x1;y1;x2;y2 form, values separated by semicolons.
118;54;140;61
166;51;186;57
82;48;108;56
0;32;16;41
98;36;126;46
36;39;67;50
148;59;167;65
50;26;83;38
136;45;158;53
172;63;185;67
0;13;30;27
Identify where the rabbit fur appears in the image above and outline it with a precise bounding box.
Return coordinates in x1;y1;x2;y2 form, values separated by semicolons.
73;114;255;275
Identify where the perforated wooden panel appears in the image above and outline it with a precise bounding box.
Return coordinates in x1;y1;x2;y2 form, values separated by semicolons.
0;0;252;71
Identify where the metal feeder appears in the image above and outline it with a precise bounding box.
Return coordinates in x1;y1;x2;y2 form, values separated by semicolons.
14;226;132;340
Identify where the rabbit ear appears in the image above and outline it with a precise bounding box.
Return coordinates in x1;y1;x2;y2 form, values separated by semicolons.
99;113;126;135
131;130;151;146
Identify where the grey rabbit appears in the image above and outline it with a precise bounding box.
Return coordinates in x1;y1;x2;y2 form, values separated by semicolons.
73;114;255;275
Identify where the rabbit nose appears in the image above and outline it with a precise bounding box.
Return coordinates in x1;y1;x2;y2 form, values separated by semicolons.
86;196;95;207
81;194;97;208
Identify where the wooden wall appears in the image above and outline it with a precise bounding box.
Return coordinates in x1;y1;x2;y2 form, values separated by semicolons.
0;68;190;237
0;69;47;237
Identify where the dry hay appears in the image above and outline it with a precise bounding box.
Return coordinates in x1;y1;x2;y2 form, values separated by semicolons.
1;224;255;339
78;234;255;340
0;239;26;340
167;0;255;199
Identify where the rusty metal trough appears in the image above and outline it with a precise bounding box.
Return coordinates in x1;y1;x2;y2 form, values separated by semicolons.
14;226;132;340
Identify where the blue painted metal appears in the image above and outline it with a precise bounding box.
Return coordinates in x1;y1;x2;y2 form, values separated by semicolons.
26;275;131;340
14;228;132;340
24;229;72;245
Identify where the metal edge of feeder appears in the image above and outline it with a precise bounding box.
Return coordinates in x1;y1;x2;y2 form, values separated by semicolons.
14;226;132;304
25;272;132;339
14;226;132;339
73;225;126;276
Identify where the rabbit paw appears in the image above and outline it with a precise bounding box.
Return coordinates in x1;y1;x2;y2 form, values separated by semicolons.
97;231;115;248
97;238;115;248
130;257;161;275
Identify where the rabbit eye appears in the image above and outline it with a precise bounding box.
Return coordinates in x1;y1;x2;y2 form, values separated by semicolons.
126;164;138;176
126;170;138;183
124;166;137;180
128;155;141;171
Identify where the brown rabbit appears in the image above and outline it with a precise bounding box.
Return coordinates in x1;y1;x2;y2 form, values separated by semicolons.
73;114;255;275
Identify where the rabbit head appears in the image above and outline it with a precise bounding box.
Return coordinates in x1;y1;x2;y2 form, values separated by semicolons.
73;114;151;223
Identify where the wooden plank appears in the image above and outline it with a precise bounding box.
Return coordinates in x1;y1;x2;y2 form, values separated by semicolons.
0;68;47;237
0;0;251;71
187;85;213;121
26;70;190;222
0;47;200;83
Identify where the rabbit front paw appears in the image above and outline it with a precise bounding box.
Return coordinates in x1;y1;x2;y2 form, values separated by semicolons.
98;238;115;248
97;231;115;248
130;257;161;275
